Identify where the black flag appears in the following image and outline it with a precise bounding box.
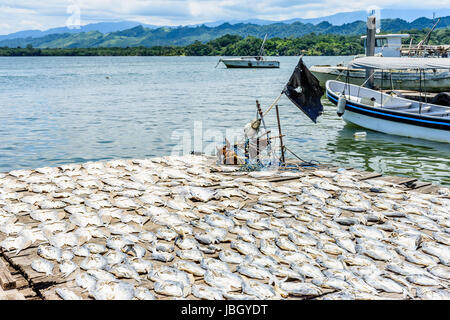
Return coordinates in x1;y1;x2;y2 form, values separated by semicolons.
283;58;324;123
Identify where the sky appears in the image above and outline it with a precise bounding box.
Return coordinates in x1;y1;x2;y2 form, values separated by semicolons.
1;0;450;34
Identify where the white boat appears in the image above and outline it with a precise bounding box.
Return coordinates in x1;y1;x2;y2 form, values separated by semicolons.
325;57;450;143
218;34;280;69
311;33;450;92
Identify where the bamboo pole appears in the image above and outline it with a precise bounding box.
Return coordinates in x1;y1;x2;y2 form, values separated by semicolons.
275;105;285;164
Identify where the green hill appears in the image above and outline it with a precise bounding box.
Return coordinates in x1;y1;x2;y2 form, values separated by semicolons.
1;16;449;49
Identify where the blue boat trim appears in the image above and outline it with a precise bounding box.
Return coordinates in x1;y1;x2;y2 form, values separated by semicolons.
327;91;450;131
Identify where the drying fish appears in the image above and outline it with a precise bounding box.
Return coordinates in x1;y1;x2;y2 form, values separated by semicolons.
175;237;198;250
236;264;273;280
406;275;442;287
87;269;117;282
154;280;189;298
279;282;323;297
312;277;350;291
109;264;141;282
427;265;450;280
37;245;62;262
416;287;450;300
73;246;90;257
128;258;153;274
59;260;78;278
204;269;243;292
104;250;128;266
291;263;324;280
395;247;439;267
204;213;234;229
192;284;223;300
92;280;135;300
31;258;54;276
55;288;82;300
174;260;206;277
30;210;65;223
230;240;260;256
151;248;174;262
421;242;450;266
1;235;33;255
335;238;356;254
201;258;230;272
219;250;244;264
363;275;406;294
80;254;108;270
134;287;156;300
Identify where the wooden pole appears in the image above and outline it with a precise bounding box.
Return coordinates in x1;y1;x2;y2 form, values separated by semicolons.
365;16;376;89
275;105;285;164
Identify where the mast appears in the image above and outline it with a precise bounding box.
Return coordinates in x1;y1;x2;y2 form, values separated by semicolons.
259;34;268;57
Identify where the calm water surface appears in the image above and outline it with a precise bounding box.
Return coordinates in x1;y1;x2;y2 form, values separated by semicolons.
0;56;448;185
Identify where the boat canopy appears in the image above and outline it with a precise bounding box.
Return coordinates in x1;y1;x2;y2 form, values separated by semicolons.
349;57;450;70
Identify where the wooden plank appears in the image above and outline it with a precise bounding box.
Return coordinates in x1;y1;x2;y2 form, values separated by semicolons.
0;259;16;290
359;172;383;181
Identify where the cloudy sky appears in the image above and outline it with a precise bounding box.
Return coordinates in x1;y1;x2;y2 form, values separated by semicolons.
1;0;449;34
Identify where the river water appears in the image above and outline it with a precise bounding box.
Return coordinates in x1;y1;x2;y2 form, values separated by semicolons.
0;56;448;185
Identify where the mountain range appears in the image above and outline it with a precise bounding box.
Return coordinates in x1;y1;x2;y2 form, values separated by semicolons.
1;15;449;49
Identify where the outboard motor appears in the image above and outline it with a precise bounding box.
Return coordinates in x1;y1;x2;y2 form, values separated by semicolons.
337;94;346;117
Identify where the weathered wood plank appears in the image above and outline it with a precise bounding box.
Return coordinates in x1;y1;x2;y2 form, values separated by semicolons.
0;259;16;290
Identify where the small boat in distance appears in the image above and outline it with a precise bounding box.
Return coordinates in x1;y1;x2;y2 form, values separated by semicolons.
217;34;280;69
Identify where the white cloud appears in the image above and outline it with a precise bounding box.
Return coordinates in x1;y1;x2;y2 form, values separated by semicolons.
0;0;449;34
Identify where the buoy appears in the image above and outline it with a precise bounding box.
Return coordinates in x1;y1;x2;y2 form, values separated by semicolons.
354;132;367;139
337;94;346;117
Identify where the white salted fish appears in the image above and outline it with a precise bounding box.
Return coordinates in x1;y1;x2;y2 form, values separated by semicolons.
176;249;204;262
30;210;65;223
386;262;429;277
204;269;243;292
395;247;439;267
406;275;442;287
279;282;323;297
129;258;153;274
87;269;117;282
92;280;135;300
291;263;324;280
155;242;175;253
204;213;234;229
106;236;133;251
37;245;62;262
55;288;82;300
149;266;192;288
156;228;178;241
200;258;230;272
135;288;156;300
154;280;189;298
151;248;174;262
1;235;33;255
416;288;450;300
109;264;141;282
242;280;279;299
83;243;108;254
31;258;54;276
230;240;260;256
80;254;108;270
312;277;351;291
219;250;245;264
73;246;90;257
236;264;273;280
388;232;422;250
421;242;450;266
59;260;78;278
275;237;298;252
122;243;146;258
175;237;198;250
335;238;357;254
192;284;223;300
363;275;406;294
427;265;450;280
174;260;206;277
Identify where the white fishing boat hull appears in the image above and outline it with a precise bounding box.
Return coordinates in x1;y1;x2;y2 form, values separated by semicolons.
312;65;450;92
326;80;450;143
341;109;450;143
221;58;280;68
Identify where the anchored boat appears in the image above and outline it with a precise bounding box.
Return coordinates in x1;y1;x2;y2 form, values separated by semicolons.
218;34;280;69
326;57;450;143
311;33;450;92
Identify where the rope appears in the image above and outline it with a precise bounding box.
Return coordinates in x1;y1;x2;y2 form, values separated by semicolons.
262;92;284;117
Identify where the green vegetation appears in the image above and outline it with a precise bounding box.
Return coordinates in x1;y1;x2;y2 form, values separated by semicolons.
0;28;448;57
0;16;449;49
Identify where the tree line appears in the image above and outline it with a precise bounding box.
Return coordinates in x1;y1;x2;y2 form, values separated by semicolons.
0;28;447;57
